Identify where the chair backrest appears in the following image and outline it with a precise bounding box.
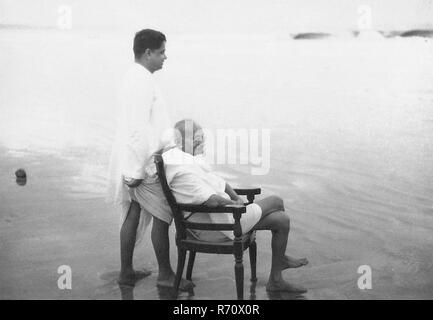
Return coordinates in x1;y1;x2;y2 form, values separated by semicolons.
153;152;188;239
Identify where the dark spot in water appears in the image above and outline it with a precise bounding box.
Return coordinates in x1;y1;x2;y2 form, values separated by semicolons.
15;168;26;178
15;169;27;186
293;32;331;40
399;29;433;38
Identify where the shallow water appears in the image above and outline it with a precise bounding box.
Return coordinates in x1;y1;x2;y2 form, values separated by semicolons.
1;29;433;299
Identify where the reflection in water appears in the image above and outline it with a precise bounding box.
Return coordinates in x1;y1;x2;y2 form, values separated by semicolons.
97;271;141;300
118;283;195;300
119;284;134;300
157;286;177;300
97;269;197;300
157;286;195;300
16;177;27;186
250;280;306;300
249;281;257;300
266;291;307;300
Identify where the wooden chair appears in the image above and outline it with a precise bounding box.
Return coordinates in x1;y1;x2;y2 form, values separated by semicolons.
154;153;261;300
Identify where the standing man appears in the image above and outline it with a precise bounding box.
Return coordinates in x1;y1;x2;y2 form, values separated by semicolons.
107;29;171;286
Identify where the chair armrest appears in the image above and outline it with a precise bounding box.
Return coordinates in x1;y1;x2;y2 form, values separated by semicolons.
177;203;246;214
233;188;261;204
233;188;261;196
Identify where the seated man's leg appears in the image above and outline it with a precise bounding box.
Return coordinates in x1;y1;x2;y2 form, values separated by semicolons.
254;196;308;268
119;200;151;285
254;195;285;218
253;196;308;293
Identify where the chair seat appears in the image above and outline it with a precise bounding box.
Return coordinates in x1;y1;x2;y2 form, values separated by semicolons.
178;231;255;254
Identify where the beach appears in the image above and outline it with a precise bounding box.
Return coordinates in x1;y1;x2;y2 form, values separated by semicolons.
1;28;433;299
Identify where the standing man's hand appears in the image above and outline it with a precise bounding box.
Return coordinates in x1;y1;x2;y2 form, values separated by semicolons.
124;177;143;188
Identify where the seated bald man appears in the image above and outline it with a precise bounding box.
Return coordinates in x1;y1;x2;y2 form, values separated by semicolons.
162;119;309;293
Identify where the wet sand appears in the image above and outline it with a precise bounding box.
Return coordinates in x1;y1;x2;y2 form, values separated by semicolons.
0;147;310;300
1;29;433;299
1;145;432;300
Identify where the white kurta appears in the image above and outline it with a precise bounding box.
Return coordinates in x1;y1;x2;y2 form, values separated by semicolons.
106;62;172;246
163;148;235;240
163;149;262;240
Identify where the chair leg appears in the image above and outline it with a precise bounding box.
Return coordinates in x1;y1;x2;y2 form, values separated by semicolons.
174;248;187;294
234;251;244;300
186;251;196;281
249;240;257;282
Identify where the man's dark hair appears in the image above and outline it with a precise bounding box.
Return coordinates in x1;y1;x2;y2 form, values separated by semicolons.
133;29;166;60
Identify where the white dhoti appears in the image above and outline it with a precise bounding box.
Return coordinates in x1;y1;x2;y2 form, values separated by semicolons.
123;179;173;246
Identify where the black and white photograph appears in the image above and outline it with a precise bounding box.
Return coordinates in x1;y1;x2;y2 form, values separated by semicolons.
1;0;433;301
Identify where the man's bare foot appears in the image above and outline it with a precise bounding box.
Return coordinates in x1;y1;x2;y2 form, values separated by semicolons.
157;274;195;291
266;279;307;293
118;268;152;286
282;255;309;270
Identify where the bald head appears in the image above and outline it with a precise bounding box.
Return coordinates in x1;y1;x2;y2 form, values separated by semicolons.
174;119;203;155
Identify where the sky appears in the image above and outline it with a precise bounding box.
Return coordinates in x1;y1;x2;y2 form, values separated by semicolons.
1;0;433;34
